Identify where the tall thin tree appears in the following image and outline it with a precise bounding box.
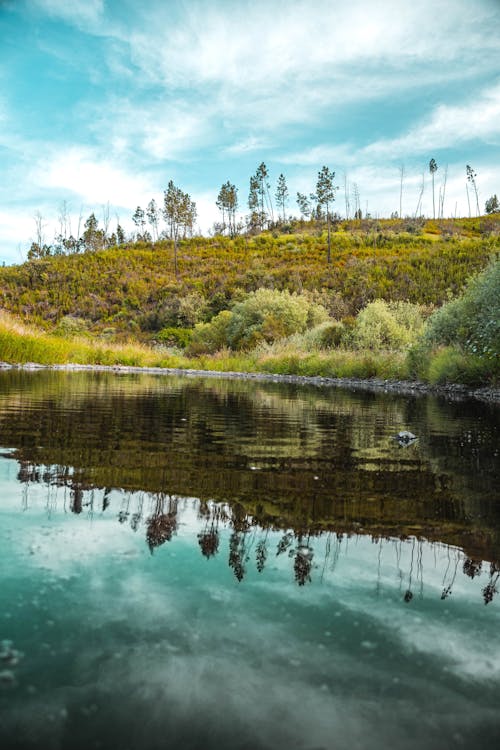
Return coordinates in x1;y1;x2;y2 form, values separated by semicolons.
315;166;337;264
429;159;438;219
275;174;289;223
163;180;197;277
399;164;405;219
466;165;480;216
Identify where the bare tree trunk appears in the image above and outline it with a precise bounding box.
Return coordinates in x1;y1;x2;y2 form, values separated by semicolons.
415;173;424;218
102;202;110;247
326;206;331;264
34;211;46;249
399;165;405;219
466;183;471;218
440;165;448;219
344;173;350;220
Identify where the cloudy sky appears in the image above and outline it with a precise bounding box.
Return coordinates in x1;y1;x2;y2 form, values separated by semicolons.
0;0;499;264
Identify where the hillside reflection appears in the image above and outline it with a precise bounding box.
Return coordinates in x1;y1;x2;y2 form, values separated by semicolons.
0;369;499;597
12;469;500;605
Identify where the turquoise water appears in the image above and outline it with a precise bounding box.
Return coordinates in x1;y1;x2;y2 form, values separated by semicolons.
0;371;499;749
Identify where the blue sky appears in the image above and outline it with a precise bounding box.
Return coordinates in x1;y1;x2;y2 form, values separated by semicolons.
0;0;499;263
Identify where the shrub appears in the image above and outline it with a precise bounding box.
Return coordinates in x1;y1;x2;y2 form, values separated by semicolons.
424;257;499;359
308;320;346;349
155;327;192;348
351;300;425;351
426;347;493;386
187;310;234;355
227;288;329;350
54;315;89;336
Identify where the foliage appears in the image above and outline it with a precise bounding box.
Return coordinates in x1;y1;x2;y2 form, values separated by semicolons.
485;195;499;214
2;218;498;341
155;327;192;348
424;257;500;360
425;347;494;386
351;300;426;351
226;289;328;350
216;181;239;237
187;310;234;355
54;315;89;336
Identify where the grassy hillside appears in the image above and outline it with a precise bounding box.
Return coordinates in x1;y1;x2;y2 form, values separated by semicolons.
0;216;498;338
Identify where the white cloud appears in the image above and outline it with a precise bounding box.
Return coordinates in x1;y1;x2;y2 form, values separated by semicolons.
35;146;152;207
364;83;500;158
120;0;500;95
32;0;104;29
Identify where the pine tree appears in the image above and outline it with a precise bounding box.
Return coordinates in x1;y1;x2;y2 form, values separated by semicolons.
315;166;337;264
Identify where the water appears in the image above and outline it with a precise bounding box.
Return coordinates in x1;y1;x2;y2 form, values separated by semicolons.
0;370;499;750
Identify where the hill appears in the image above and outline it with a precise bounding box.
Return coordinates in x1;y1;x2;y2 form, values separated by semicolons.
0;216;498;339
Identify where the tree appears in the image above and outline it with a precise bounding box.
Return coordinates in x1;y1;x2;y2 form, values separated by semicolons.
275;173;289;223
415;172;425;218
399;164;405;220
163;180;197;277
439;165;448;219
256;162;273;224
315;165;338;264
248;162;273;231
216;181;239;237
82;212;104;252
429;159;438;219
248;174;262;232
296;192;311;219
146;199;160;242
116;223;126;244
485;194;500;214
132;206;147;240
466;165;480;216
102;202;111;247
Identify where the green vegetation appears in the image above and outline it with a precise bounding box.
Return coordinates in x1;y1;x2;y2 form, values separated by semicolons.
0;216;498;386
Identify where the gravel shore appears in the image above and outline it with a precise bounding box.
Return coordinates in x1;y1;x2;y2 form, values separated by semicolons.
1;361;499;403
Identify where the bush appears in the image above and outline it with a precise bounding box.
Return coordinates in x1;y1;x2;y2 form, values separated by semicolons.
424;257;499;359
226;288;329;350
155;327;192;348
307;320;346;349
187;310;234;355
54;315;89;336
426;347;494;386
351;300;425;351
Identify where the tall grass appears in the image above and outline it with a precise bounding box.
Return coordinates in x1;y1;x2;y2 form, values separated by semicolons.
0;312;188;368
0;311;496;386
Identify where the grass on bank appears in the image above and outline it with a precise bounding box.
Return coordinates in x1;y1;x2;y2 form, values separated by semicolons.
1;310;495;387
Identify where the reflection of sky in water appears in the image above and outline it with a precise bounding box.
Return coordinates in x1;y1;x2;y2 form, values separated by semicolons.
1;469;500;749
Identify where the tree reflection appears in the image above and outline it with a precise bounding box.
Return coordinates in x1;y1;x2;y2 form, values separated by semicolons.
198;504;227;559
482;563;500;605
12;460;500;603
463;557;482;579
256;536;268;573
146;494;178;553
293;542;314;586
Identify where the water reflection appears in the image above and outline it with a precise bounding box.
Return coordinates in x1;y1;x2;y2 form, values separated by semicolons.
12;472;500;605
1;371;500;749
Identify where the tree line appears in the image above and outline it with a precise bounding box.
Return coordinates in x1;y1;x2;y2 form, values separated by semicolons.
27;160;499;264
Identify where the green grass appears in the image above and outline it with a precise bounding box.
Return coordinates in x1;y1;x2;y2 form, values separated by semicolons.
0;312;410;381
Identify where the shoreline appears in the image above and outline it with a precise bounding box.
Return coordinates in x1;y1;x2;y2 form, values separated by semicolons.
1;361;499;403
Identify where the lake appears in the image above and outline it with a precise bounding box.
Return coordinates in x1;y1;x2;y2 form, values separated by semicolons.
0;370;499;750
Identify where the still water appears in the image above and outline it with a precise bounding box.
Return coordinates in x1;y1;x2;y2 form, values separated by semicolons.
0;370;499;750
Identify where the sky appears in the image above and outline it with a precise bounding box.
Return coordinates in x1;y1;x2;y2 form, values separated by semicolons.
0;0;499;264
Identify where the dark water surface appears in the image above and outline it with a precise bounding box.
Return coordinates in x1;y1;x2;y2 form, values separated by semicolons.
0;370;499;750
